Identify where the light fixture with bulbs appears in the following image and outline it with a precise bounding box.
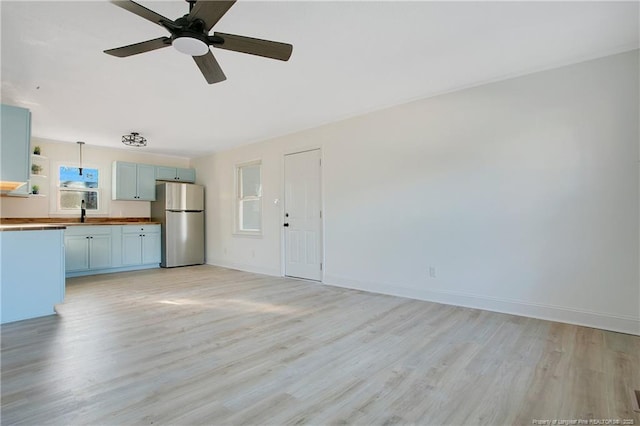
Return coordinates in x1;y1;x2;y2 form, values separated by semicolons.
172;33;209;56
122;132;147;147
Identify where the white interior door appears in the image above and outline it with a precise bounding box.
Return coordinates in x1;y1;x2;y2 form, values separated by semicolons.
284;149;322;281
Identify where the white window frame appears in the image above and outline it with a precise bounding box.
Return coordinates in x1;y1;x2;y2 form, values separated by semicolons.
51;162;106;215
234;160;262;236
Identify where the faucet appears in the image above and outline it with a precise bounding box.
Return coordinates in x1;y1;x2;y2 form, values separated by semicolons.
81;200;86;223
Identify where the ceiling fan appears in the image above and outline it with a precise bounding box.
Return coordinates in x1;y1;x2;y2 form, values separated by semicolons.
104;0;293;84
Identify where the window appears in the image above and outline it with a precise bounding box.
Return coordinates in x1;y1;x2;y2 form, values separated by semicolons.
236;161;262;234
58;166;100;210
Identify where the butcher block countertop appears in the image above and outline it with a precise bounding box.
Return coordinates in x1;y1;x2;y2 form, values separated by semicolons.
0;218;160;231
0;224;67;232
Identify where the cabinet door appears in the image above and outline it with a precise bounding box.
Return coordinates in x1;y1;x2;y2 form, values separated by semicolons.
121;233;142;266
155;166;176;181
65;235;89;272
136;164;157;201
175;168;195;183
142;232;161;264
1;105;30;185
113;162;138;200
89;235;112;269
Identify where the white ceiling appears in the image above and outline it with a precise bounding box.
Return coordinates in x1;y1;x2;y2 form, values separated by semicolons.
1;1;638;158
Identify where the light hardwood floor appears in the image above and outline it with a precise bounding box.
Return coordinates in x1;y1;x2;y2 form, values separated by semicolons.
2;265;639;425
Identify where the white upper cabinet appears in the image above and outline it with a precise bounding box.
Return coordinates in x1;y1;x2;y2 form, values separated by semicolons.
112;161;156;201
156;166;195;183
0;104;31;191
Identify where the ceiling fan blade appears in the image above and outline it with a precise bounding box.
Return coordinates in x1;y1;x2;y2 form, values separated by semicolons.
193;51;227;84
110;0;174;27
104;37;171;57
213;32;292;61
189;0;236;32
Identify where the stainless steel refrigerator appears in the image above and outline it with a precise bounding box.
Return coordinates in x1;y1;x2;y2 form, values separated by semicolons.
151;182;205;267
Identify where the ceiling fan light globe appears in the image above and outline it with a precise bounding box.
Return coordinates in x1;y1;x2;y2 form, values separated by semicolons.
173;36;209;56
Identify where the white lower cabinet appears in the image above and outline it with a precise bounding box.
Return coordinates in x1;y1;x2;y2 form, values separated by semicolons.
89;235;112;269
121;225;161;266
65;235;90;271
142;232;161;264
64;224;160;277
122;233;143;266
64;227;112;273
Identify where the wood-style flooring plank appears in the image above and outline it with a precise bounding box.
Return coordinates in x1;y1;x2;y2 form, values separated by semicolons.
2;265;639;425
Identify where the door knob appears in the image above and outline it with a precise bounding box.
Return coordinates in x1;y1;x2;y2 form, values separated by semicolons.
283;223;289;227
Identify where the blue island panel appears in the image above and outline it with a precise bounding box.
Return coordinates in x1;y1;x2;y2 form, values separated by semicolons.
1;229;65;324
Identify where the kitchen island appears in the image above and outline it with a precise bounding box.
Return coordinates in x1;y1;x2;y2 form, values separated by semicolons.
0;225;66;324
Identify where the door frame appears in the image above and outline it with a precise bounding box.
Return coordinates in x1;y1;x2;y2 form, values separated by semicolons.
280;147;324;282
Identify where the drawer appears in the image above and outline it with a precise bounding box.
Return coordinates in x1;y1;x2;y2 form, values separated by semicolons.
64;226;114;236
121;225;160;234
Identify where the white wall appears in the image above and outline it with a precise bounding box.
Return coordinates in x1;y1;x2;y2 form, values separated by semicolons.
0;138;190;218
193;50;640;335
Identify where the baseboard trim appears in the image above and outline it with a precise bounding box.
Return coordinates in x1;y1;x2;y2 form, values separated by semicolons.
66;264;159;278
206;259;281;278
1;308;56;325
323;274;640;336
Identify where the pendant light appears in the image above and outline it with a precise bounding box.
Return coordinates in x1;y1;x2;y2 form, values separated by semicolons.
77;141;85;176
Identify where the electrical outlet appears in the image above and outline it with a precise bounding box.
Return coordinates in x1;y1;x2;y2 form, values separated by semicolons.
429;266;436;278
